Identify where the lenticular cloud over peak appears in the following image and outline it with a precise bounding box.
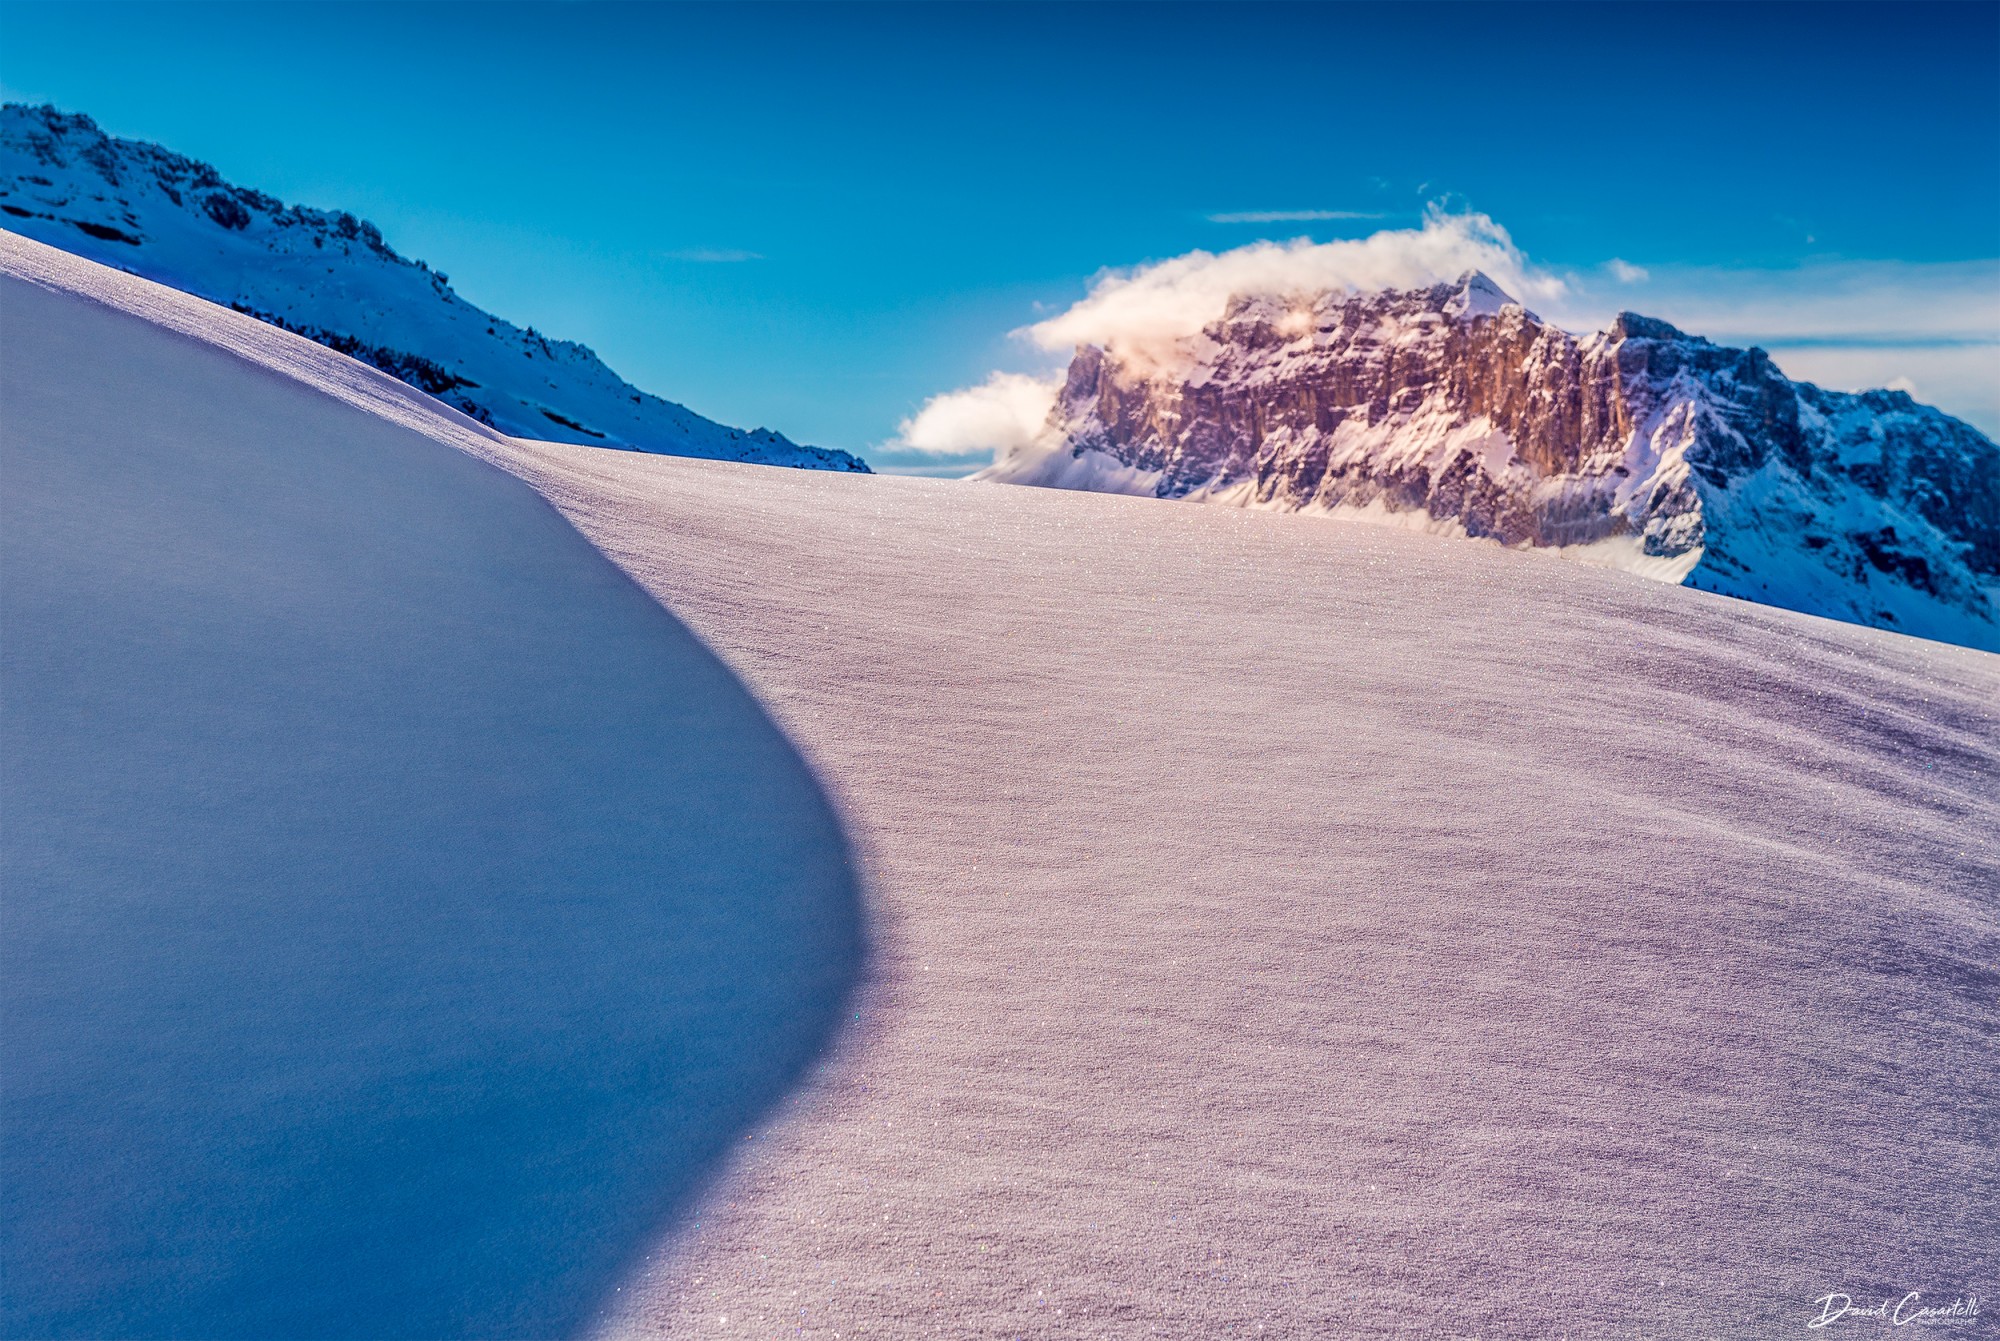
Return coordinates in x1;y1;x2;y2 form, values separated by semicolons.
1022;207;1564;364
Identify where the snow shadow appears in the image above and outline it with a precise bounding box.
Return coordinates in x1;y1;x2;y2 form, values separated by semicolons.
0;275;866;1339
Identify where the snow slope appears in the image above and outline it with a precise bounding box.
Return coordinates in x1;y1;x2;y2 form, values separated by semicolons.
6;236;1997;1338
0;103;867;472
0;236;862;1338
520;466;1997;1333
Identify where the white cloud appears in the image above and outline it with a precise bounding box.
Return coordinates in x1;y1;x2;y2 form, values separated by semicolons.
898;213;2000;468
1542;257;2000;435
1022;207;1566;370
1763;346;1997;437
887;371;1061;459
1207;210;1387;224
1549;258;1999;347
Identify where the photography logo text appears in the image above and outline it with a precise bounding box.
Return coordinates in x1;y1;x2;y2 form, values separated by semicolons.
1810;1293;1982;1330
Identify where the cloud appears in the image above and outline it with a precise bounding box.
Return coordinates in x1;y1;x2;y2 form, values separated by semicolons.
1561;259;1999;348
1762;345;1996;437
663;248;763;263
899;213;2000;468
1207;210;1388;224
892;209;1564;466
886;371;1061;459
1023;207;1566;369
1541;257;2000;435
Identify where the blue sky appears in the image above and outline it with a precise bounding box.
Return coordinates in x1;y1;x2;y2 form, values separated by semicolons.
3;1;1996;462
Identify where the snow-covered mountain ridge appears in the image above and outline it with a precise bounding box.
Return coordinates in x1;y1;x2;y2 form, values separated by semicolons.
0;103;866;472
986;272;1999;650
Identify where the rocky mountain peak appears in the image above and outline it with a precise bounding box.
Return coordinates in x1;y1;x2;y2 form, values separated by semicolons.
988;279;1998;649
1609;311;1694;344
1443;269;1516;320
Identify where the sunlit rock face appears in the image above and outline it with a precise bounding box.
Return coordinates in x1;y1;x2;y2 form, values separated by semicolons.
995;272;1999;649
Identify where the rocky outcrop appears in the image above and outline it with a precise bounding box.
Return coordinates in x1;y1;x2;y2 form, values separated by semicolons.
990;273;1999;649
0;104;868;473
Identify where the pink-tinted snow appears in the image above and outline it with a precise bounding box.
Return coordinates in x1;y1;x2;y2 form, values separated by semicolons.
509;449;1998;1340
5;232;1995;1339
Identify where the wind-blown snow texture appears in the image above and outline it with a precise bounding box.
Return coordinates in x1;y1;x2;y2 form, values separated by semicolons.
516;465;1998;1333
0;236;862;1338
985;272;2000;652
0;102;867;472
5;236;1997;1339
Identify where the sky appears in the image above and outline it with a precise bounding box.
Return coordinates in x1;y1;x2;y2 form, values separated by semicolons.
1;0;1996;467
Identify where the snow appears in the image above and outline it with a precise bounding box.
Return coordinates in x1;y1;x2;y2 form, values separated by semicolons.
1557;531;1708;584
531;448;1998;1341
0;105;865;472
1441;268;1514;320
996;282;2000;652
977;443;1164;496
6;234;1998;1339
0;236;861;1338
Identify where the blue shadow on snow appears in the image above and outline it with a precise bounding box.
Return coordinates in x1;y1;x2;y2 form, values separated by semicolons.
0;274;867;1339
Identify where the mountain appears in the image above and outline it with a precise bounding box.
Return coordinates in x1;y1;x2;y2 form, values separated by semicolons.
11;232;1994;1338
984;272;1999;650
0;103;867;472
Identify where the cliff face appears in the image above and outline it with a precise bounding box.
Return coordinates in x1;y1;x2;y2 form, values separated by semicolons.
989;273;1999;649
0;104;867;472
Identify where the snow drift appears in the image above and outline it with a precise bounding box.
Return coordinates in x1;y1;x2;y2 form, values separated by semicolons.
4;234;1996;1339
510;439;1999;1335
0;235;862;1338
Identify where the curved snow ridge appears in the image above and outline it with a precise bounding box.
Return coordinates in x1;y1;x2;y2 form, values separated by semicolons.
1;236;866;1338
1;229;514;468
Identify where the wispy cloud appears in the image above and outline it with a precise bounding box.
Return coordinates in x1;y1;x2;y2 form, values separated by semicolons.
1606;258;1649;283
1553;258;2000;435
662;248;763;263
1550;259;2000;348
1208;209;1387;224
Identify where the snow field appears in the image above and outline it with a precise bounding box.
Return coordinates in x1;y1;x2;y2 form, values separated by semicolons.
1;235;861;1339
5;231;1995;1339
512;445;1999;1339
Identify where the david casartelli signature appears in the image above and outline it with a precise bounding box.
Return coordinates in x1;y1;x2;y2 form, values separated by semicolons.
1809;1292;1983;1329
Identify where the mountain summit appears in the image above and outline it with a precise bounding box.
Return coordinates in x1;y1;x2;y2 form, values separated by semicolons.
0;104;867;472
984;273;1999;649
